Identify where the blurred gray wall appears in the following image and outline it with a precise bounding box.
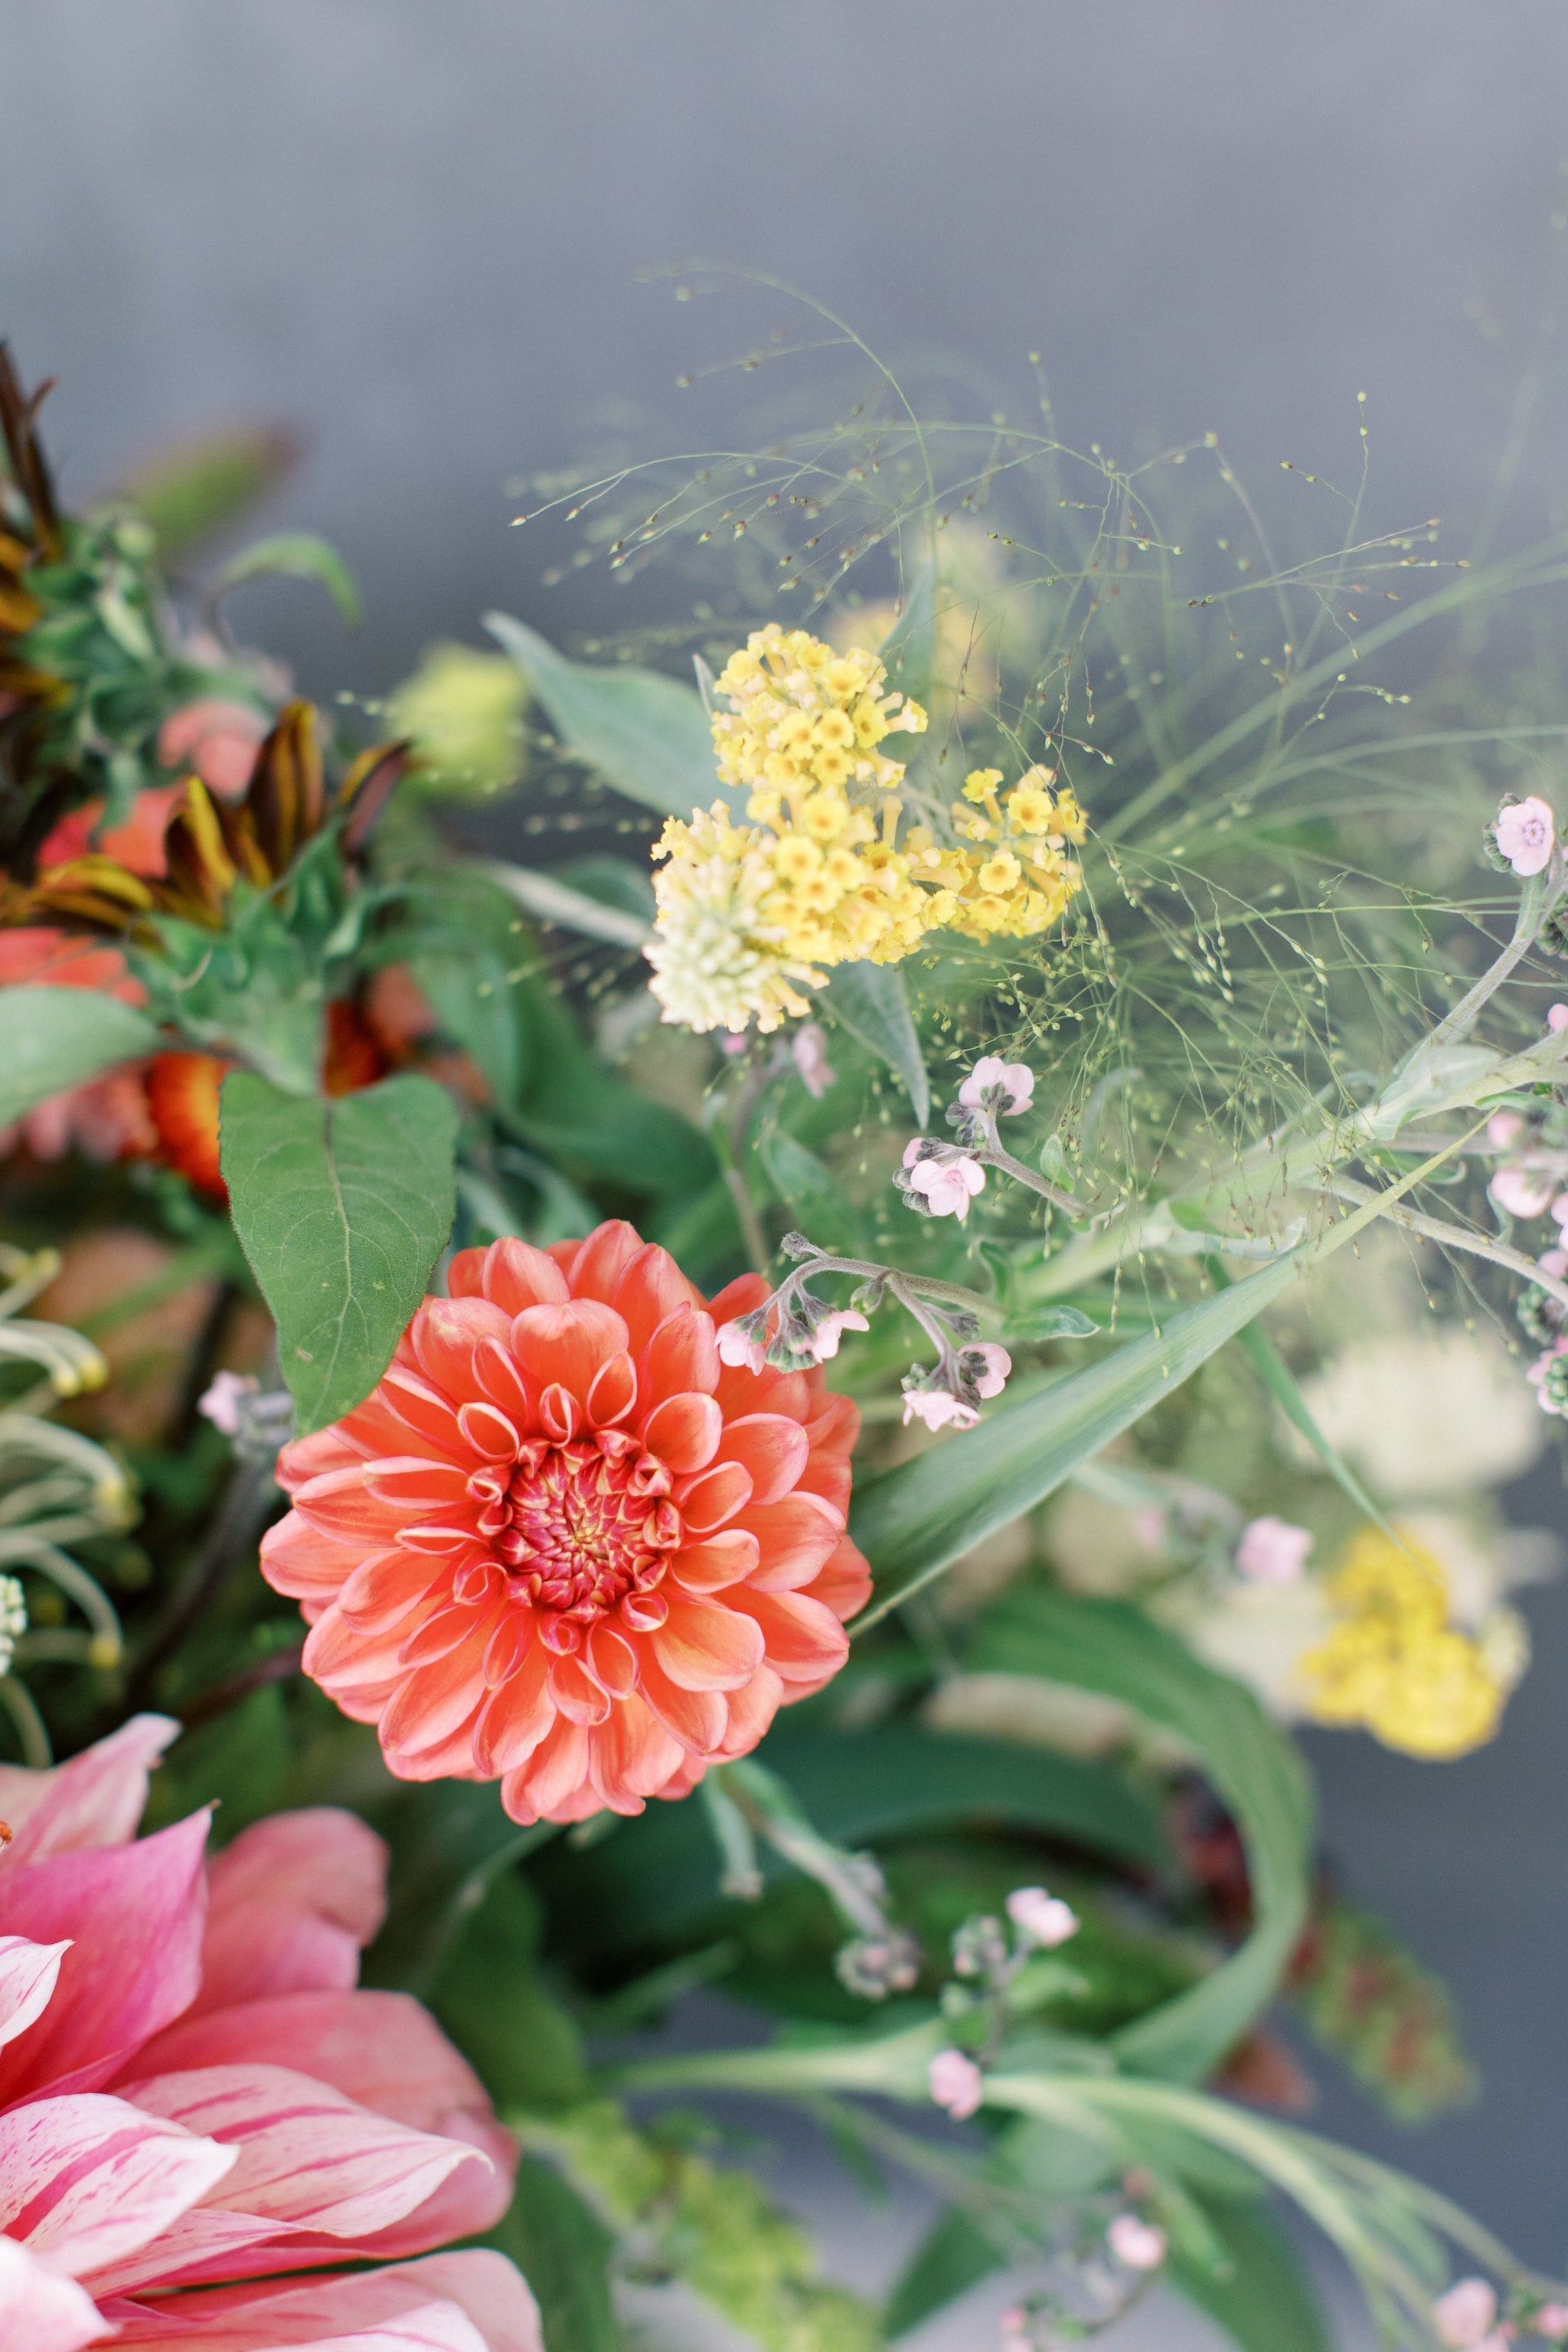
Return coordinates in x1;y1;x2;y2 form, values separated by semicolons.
6;0;1568;2306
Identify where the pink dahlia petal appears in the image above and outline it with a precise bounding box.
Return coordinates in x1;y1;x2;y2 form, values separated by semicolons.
0;1810;211;2104
0;2234;106;2352
652;1598;766;1691
112;2249;543;2350
0;1714;180;1865
710;1414;810;1505
190;1809;388;2014
0;2088;236;2282
0;1933;71;2050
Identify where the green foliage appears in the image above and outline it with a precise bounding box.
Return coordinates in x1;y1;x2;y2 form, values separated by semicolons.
219;1069;457;1430
0;988;158;1125
1169;2194;1330;2352
971;1588;1313;2082
486;611;740;819
214;531;361;626
489;2157;622;2352
820;962;930;1125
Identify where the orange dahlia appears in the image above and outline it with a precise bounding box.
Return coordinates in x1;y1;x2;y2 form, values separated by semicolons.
260;1222;869;1824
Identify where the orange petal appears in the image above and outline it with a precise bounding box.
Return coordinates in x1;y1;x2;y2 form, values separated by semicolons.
711;1414;809;1506
411;1296;513;1403
477;1236;572;1313
472;1334;536;1430
548;1654;612;1726
670;1530;760;1595
675;1461;753;1534
590;1691;683;1805
731;1588;848;1684
652;1598;765;1692
290;1465;399;1544
717;1662;784;1759
338;1549;442;1634
639;1306;720;1405
511;1298;629;1396
259;1515;357;1604
473;1645;554;1775
638;1653;727;1753
808;1533;874;1623
363;1460;472;1511
586;1622;639;1700
736;1493;844;1589
377;1625;491;1760
514;1719;593;1818
564;1220;643;1303
641;1392;723;1475
400;1602;493;1668
612;1242;703;1354
456;1401;520;1461
586;1351;638;1429
706;1273;770;1325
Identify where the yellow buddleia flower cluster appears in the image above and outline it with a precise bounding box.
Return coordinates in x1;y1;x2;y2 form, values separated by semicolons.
646;627;1086;1035
711;623;927;813
1297;1526;1510;1760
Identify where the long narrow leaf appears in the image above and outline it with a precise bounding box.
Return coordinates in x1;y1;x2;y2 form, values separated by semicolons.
970;1588;1312;2083
1225;1292;1399;1542
821;962;930;1124
0;988;159;1126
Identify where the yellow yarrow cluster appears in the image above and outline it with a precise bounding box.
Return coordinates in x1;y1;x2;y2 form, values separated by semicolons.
647;626;1086;1034
1296;1527;1507;1760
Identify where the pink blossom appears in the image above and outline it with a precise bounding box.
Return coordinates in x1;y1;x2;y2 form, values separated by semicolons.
1487;1111;1526;1149
928;2048;984;2119
0;1716;537;2350
158;699;268;800
1540;1250;1568;1280
903;1142;986;1220
1491;1165;1558;1219
1132;1506;1168;1553
1236;1515;1313;1584
811;1309;870;1363
902;1387;978;1432
1006;1884;1080;1949
1532;2303;1568;2340
1550;1007;1568;1035
791;1022;836;1099
198;1370;260;1437
1434;2279;1501;2347
970;1344;1012;1400
959;1056;1035;1115
1106;2214;1168;2271
716;1318;767;1375
1495;795;1558;878
37;784;186;879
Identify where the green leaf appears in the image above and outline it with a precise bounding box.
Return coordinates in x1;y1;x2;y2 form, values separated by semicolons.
361;1775;557;1996
480;856;652;947
820;962;930;1125
430;1873;588;2111
1223;1286;1399;1541
765;1727;1164;1868
117;423;298;560
1170;2194;1330;2352
884;2206;1004;2338
219;1070;458;1432
1005;1302;1100;1341
214;531;361;624
489;2156;622;2352
760;1129;863;1259
0;988;159;1125
970;1589;1313;2083
485;612;738;819
849;1151;1459;1626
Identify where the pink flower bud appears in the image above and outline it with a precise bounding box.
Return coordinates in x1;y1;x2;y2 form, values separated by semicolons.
1494;795;1557;877
791;1021;836;1098
1531;2304;1568;2341
1433;2278;1499;2347
959;1056;1036;1115
1006;1884;1080;1948
1236;1515;1313;1583
928;2047;984;2119
1550;1006;1568;1034
1491;1166;1558;1220
158;697;268;800
1540;1250;1568;1280
198;1370;260;1437
1487;1111;1526;1149
1106;2215;1168;2271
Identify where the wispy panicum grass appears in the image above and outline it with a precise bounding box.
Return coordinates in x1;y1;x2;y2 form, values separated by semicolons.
512;273;1568;1312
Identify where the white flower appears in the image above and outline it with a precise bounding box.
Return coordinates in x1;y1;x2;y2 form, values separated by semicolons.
903;1144;986;1220
959;1056;1035;1115
928;2048;984;2118
716;1318;766;1374
1235;1515;1313;1584
1297;1328;1546;1501
1494;795;1557;877
809;1309;869;1362
903;1387;979;1432
1432;2278;1499;2348
198;1370;260;1437
1106;2215;1168;2272
1006;1884;1080;1948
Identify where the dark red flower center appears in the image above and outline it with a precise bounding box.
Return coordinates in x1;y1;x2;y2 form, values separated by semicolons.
468;1432;681;1635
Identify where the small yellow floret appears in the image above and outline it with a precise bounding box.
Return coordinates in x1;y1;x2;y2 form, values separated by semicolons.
1297;1526;1508;1760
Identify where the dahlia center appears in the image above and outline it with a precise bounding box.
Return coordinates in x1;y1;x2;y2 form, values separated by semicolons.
474;1435;681;1623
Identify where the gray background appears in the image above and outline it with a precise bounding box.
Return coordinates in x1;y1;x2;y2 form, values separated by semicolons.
5;2;1567;2337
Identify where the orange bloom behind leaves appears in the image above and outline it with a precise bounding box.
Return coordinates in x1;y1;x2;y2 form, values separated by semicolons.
260;1222;869;1824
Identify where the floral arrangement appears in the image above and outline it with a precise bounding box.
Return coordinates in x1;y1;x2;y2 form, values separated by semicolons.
3;332;1568;2350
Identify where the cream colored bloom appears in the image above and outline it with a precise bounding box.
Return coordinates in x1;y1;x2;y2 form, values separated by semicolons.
1297;1327;1545;1501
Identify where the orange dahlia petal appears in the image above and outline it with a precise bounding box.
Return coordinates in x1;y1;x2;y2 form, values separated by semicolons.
640;1391;723;1474
559;1220;642;1302
639;1306;720;1405
145;1050;228;1200
712;1413;811;1507
652;1597;766;1692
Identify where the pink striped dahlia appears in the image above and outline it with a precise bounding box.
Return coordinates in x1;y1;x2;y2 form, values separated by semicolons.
260;1223;869;1825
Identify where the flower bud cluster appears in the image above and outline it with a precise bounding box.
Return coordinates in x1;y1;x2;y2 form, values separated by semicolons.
1298;1526;1514;1759
917;763;1086;942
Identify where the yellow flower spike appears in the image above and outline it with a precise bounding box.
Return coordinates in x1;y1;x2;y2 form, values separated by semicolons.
962;767;1004;805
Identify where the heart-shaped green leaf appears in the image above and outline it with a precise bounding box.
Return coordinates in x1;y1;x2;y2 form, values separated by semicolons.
220;1070;457;1431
